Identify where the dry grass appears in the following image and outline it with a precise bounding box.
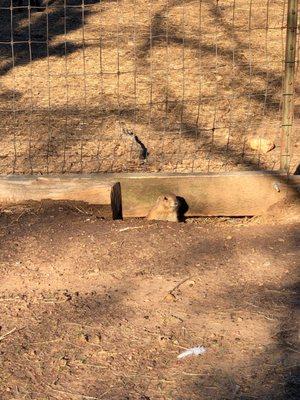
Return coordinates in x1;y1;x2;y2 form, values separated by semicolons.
0;0;298;173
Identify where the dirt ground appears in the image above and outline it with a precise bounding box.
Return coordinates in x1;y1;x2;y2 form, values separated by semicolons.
0;202;299;399
0;0;299;174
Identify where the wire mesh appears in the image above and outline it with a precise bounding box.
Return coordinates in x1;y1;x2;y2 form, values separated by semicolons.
0;0;298;174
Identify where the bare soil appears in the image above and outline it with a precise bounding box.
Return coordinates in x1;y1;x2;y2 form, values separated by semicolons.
0;203;299;399
0;0;299;174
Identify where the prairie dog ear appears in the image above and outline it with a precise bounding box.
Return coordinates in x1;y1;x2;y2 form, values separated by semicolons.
156;195;164;203
163;196;169;201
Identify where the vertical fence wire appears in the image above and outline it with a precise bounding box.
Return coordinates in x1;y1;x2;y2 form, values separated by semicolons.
0;0;297;174
280;0;299;174
192;0;202;172
27;2;33;173
46;0;51;174
162;2;169;170
9;0;17;173
62;0;69;173
96;0;104;172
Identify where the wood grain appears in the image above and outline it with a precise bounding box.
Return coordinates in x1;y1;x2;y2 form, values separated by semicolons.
0;175;123;219
0;172;299;217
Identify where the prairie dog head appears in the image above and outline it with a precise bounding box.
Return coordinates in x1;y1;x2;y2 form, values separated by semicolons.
147;194;180;222
156;194;179;211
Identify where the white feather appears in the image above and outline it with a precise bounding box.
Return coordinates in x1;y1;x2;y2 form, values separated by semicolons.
177;346;206;360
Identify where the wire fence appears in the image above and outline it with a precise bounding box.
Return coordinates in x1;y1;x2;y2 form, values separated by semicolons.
0;0;299;174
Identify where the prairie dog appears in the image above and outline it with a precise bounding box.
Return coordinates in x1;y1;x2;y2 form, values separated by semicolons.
147;194;179;222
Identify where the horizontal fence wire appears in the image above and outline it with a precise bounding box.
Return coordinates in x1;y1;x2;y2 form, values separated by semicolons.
0;0;298;174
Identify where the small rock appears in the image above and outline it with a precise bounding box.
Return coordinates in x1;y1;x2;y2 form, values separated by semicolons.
79;332;101;345
88;268;100;276
248;137;275;153
164;293;176;302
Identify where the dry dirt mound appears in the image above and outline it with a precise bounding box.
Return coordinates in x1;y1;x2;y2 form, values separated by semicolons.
257;197;300;224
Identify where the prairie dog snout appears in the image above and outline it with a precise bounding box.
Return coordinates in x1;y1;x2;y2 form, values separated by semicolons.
147;194;180;222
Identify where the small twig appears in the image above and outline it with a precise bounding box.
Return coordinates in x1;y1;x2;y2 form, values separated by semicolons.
245;302;260;308
16;210;26;222
265;288;296;295
279;364;299;369
0;297;22;302
8;211;26;225
48;386;111;399
72;205;88;214
257;313;276;321
32;339;61;345
286;346;300;354
118;226;143;232
181;372;206;376
171;314;184;322
169;277;192;294
42;299;69;304
172;343;190;350
271;327;297;338
0;326;24;342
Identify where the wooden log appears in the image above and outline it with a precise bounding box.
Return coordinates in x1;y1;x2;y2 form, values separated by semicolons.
0;172;299;217
0;175;122;220
101;172;299;217
110;182;123;220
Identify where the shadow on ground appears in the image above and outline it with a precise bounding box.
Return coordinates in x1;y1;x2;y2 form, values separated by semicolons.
0;202;298;398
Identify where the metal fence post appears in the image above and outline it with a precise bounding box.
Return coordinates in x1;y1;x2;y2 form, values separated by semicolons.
280;0;299;174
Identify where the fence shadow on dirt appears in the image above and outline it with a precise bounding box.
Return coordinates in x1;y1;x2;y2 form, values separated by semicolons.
0;0;113;76
0;0;291;174
0;201;299;399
